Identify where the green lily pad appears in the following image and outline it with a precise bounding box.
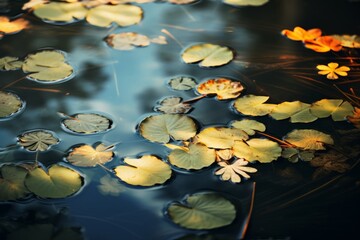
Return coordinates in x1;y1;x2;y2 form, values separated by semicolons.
17;129;60;152
0;164;30;201
310;99;354;121
22;49;74;82
230;119;266;135
167;192;236;230
139;114;197;143
0;91;24;119
66;143;114;167
61;113;113;135
233;95;275;116
25;164;84;199
114;155;172;187
168;143;216;170
195;127;248;149
154;96;192;114
283;129;334;150
86;4;143;27
233;138;282;163
181;43;234;67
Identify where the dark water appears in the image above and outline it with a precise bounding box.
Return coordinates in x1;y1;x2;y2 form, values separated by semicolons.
1;0;360;239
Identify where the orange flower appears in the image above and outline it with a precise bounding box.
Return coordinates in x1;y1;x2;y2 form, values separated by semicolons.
347;107;360;128
305;36;342;52
316;62;350;80
281;26;322;42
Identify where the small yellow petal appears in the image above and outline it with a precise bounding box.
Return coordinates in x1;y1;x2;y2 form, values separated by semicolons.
336;66;350;72
326;72;338;80
335;70;348;77
316;65;330;71
327;62;339;69
318;70;331;75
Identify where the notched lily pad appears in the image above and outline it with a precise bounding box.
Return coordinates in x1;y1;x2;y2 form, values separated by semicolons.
168;76;197;91
0;56;23;71
24;164;84;199
168;143;216;170
233;95;275;116
230;119;266;135
139;114;197;143
105;32;150;50
181;43;234;67
33;2;87;23
154;96;192;114
66;143;114;167
22;49;74;83
196;78;244;100
195;127;248;149
114;155;172;187
283;129;334;150
17;129;60;152
310;99;354;121
167;192;236;230
61;113;113;135
0;91;25;120
0;164;30;201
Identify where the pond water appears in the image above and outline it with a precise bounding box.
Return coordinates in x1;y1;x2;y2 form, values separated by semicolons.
1;0;360;239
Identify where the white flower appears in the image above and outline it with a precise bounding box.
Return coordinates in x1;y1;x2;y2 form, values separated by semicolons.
215;159;257;183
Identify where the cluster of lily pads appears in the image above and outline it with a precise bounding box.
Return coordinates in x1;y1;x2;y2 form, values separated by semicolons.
1;0;360;234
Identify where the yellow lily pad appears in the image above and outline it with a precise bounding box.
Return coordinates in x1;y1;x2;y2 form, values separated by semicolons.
195;127;248;149
66;143;114;167
231;119;266;135
17;129;60;152
62;113;113;134
233;95;275;116
33;2;87;23
0;91;24;119
270;101;311;120
0;165;30;201
196;78;244;100
114;155;172;186
283;129;334;150
223;0;269;7
0;56;23;71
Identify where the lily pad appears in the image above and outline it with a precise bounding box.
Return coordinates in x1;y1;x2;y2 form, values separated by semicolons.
0;56;23;71
181;43;234;67
270;101;311;120
223;0;269;7
105;32;150;50
0;16;29;34
97;175;124;196
167;192;236;230
17;129;60;152
281;148;315;163
33;2;87;23
114;155;172;186
139;114;197;143
66;143;114;167
154;96;192;114
196;78;244;100
233;95;275;116
61;113;113;134
310;99;344;118
24;164;84;199
231;119;266;135
86;4;143;27
195;127;248;149
0;91;25;119
283;129;334;150
168;76;197;90
0;164;30;201
22;49;74;82
233;138;282;163
168;143;216;170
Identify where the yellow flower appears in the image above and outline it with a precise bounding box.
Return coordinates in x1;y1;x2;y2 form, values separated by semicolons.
316;62;350;80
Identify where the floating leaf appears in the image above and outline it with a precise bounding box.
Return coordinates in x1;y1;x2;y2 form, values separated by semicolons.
281;26;321;42
82;0;127;8
114;155;172;186
331;34;360;48
196;78;244;100
181;43;234;67
22;0;49;10
17;129;60;152
150;35;167;44
233;95;275;116
33;2;87;23
281;148;315;163
283;129;334;150
290;107;318;123
168;76;197;90
62;113;113;134
0;16;29;34
231;119;266;135
316;62;350;80
310;150;350;179
86;4;143;27
168;143;216;170
168;0;198;4
105;32;150;50
24;164;84;199
304;36;342;52
195;127;248;149
0;91;24;119
215;159;257;183
223;0;269;7
66;143;114;167
0;56;23;71
0;165;30;201
139;114;197;143
216;149;234;161
167;192;236;230
22;49;74;82
233;138;282;163
269;101;317;123
97;175;124;196
310;99;354;121
154;96;192;114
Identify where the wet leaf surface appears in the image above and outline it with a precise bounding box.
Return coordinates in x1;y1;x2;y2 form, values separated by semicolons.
17;129;59;152
284;129;334;150
0;165;30;201
0;91;24;119
66;143;114;167
196;78;244;100
62;113;113;134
